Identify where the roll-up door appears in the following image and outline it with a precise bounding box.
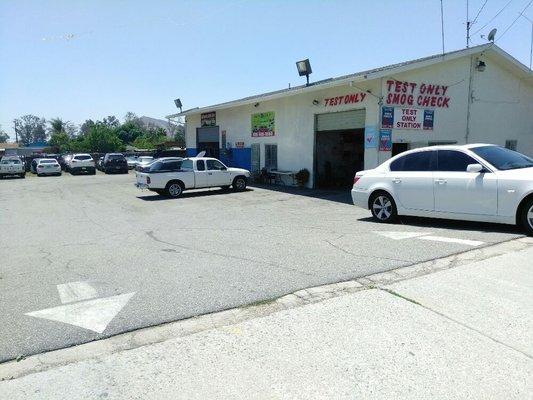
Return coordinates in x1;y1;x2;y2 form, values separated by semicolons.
316;109;366;131
197;126;219;142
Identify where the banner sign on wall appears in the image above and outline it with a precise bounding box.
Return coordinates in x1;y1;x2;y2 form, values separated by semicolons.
201;111;216;127
423;110;435;130
364;126;378;149
251;111;275;137
381;106;394;129
382;107;435;131
379;129;392;151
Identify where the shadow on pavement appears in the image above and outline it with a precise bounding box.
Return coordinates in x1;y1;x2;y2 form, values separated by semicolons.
249;183;352;205
358;215;523;235
137;188;254;201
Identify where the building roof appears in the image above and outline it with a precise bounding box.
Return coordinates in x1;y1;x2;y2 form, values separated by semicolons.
166;44;531;118
0;142;19;149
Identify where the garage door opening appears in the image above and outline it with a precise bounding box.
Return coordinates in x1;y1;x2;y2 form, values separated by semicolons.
314;109;365;189
197;126;220;159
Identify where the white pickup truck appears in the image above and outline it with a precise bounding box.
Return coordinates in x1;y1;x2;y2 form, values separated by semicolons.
135;157;251;197
0;156;26;179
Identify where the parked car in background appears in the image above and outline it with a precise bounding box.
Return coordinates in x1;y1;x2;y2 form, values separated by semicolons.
58;154;71;171
35;158;62;176
126;156;138;169
135;157;250;197
135;156;154;170
102;153;128;174
67;153;96;175
96;157;104;171
351;144;533;235
30;158;43;174
0;156;25;179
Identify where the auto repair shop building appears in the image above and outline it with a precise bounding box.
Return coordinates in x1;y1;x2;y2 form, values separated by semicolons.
168;44;532;188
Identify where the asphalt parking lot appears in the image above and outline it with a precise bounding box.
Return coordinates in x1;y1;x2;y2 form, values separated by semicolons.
0;171;524;362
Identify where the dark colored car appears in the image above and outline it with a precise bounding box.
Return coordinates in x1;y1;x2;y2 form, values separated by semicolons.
102;153;128;174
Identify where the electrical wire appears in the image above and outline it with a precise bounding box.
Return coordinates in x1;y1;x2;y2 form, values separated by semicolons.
472;0;489;24
472;0;514;35
497;0;533;41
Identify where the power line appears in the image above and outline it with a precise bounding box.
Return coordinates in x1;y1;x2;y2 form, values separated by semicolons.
440;0;445;54
472;0;489;24
497;0;533;41
472;0;514;35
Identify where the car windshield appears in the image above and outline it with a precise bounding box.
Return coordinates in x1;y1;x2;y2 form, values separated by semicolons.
1;159;21;164
471;146;533;171
75;155;92;160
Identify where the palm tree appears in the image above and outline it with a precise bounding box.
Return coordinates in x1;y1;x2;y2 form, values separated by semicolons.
48;118;77;137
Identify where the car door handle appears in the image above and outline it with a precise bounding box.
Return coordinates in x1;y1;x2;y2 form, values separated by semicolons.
392;178;402;184
208;172;212;175
435;178;447;184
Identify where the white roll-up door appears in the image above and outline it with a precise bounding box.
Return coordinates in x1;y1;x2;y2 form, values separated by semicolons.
316;109;366;131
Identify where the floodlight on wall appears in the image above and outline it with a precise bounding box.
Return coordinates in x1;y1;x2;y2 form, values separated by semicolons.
312;99;319;106
254;102;260;107
475;60;486;72
174;98;182;112
296;58;312;86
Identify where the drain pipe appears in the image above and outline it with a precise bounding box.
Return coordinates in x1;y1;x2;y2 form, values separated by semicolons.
465;55;475;144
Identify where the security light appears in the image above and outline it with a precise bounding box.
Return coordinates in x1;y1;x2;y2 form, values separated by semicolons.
296;59;312;86
174;98;182;112
312;99;319;105
476;60;486;72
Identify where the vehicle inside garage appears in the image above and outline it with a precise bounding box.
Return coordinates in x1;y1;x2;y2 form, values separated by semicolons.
314;110;365;188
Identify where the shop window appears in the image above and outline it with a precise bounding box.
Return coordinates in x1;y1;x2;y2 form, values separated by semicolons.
505;140;517;151
265;144;277;170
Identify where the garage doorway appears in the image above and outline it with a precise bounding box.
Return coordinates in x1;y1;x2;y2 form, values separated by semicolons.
315;109;365;189
197;126;220;158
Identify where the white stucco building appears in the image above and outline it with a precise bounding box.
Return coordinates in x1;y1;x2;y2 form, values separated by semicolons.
168;44;532;188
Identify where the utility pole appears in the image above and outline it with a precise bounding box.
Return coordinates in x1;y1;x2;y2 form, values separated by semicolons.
466;0;471;48
520;14;533;69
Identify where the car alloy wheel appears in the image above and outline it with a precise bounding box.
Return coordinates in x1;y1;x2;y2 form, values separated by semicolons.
372;195;393;221
234;178;246;191
168;183;182;197
527;204;533;231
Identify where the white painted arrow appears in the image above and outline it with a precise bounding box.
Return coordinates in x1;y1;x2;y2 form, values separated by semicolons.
57;281;98;304
374;231;432;240
26;292;135;334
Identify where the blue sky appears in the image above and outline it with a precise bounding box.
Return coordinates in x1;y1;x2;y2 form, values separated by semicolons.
0;0;531;139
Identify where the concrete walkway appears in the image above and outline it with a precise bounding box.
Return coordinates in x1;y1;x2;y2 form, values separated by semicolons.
1;239;532;399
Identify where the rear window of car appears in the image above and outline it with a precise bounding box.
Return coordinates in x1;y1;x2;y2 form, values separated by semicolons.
40;160;57;164
108;154;125;160
390;151;433;172
1;159;21;164
75;155;92;160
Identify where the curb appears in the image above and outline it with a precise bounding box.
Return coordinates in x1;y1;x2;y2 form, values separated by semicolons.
1;237;532;381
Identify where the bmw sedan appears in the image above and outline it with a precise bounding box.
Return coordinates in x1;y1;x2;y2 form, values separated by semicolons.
351;144;533;235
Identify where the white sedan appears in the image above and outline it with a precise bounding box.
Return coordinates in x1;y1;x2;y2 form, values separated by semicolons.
36;158;62;176
352;144;533;235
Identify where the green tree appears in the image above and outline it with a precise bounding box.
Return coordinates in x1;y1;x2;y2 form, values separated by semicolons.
79;119;95;136
13;115;47;145
132;126;167;150
48;118;77;138
82;123;124;152
48;131;71;153
0;124;9;142
101;115;120;129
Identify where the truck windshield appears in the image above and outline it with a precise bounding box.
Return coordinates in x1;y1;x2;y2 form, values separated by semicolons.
471;146;533;171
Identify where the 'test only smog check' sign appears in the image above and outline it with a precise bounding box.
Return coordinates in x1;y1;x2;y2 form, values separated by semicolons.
385;80;451;108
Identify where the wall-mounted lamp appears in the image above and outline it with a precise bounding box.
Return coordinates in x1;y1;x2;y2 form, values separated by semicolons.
254;102;260;108
312;99;320;106
296;58;312;86
475;60;486;72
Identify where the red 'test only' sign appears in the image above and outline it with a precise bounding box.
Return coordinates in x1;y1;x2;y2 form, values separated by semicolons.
324;92;367;107
385;80;451;108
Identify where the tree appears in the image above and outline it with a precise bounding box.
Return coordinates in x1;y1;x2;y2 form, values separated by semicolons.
82;123;124;153
115;120;145;145
79;119;95;136
48;131;71;153
132;126;167;150
172;123;185;147
48;118;77;138
101;115;120;129
124;112;140;124
13;115;47;145
0;124;9;142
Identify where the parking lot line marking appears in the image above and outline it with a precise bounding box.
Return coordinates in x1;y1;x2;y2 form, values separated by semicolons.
57;281;98;304
374;231;432;240
25;292;135;334
417;236;485;247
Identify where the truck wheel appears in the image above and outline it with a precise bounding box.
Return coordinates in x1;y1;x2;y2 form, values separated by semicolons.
165;181;183;198
232;176;247;191
519;198;533;236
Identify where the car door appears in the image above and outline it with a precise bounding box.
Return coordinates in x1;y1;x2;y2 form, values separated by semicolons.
434;150;497;215
206;159;231;186
194;159;208;188
389;150;435;211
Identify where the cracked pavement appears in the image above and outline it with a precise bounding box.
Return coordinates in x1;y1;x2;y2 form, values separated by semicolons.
0;172;524;362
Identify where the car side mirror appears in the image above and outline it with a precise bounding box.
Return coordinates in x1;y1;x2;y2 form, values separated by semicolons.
466;163;483;173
